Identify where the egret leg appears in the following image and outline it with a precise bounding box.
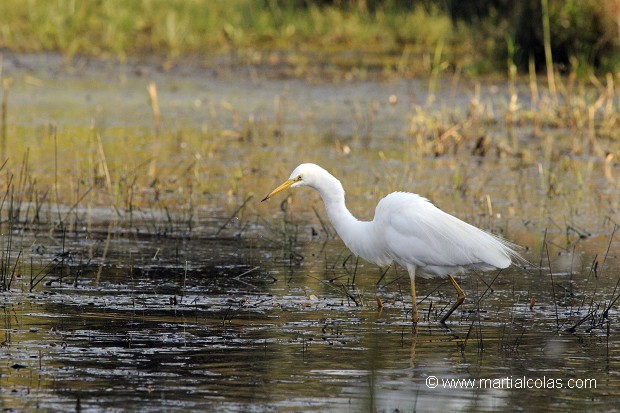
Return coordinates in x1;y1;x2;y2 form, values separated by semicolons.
440;274;465;324
408;266;419;324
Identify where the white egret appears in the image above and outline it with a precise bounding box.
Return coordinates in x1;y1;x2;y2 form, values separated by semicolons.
262;163;521;324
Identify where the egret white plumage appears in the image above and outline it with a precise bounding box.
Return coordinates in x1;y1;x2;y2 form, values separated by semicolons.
262;163;520;324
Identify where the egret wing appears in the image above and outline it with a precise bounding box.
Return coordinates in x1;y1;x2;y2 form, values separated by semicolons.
375;193;513;273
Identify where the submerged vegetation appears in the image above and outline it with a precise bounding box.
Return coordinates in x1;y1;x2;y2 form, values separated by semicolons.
0;0;619;74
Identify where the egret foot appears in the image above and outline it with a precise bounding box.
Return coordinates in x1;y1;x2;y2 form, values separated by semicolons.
440;274;465;324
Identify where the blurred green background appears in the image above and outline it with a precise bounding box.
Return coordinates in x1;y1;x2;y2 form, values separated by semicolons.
1;0;618;75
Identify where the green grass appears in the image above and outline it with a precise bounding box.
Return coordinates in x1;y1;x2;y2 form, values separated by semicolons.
1;1;618;75
0;0;466;72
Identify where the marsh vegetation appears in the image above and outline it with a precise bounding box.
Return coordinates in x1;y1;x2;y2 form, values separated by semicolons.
2;0;620;74
0;1;620;410
0;51;618;411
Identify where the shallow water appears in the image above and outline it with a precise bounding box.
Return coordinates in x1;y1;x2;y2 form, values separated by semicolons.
1;53;620;411
2;229;620;412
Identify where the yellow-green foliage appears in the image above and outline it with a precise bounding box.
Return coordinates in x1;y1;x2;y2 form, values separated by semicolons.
0;0;462;59
1;0;618;73
388;5;452;47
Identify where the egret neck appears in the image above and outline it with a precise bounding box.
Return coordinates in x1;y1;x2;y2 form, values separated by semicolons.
308;172;379;264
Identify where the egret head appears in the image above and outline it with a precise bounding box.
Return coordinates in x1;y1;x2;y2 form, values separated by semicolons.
261;163;333;201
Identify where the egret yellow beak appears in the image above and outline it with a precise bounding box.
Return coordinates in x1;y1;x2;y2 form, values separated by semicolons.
261;179;295;202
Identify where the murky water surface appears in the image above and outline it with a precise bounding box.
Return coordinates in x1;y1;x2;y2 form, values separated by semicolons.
1;54;620;411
